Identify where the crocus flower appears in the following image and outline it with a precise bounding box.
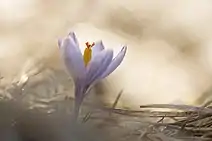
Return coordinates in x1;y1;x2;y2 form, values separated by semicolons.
58;32;127;120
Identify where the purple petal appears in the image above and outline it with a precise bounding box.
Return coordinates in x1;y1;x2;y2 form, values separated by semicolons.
59;36;86;80
101;46;127;78
86;49;113;85
92;40;105;57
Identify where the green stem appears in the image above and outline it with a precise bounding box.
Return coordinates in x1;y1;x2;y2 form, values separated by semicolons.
72;83;84;122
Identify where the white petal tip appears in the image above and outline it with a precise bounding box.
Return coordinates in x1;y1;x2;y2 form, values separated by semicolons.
58;39;62;48
68;32;75;36
120;46;127;55
122;46;127;51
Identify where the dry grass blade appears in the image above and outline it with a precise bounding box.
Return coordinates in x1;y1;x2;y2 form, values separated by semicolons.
134;103;212;140
109;90;123;116
140;104;212;113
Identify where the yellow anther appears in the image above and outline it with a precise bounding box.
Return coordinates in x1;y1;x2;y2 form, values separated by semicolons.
83;42;95;66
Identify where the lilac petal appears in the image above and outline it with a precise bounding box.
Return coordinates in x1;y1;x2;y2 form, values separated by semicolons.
86;49;113;85
92;40;105;57
101;46;127;78
59;36;86;80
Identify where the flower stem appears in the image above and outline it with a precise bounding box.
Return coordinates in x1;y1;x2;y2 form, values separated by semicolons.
72;100;81;122
72;83;84;122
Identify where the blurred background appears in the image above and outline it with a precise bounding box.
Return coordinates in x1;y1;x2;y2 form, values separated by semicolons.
1;0;212;140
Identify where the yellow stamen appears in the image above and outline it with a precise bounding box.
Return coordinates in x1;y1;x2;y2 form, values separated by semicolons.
83;42;95;66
